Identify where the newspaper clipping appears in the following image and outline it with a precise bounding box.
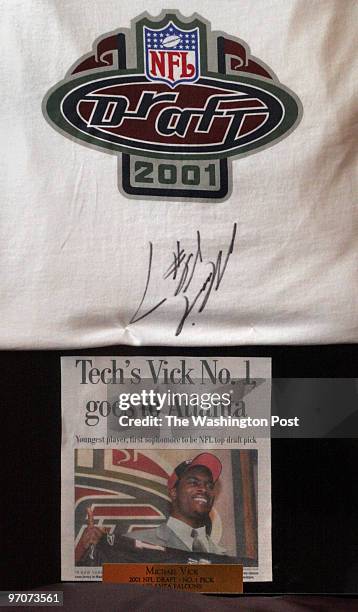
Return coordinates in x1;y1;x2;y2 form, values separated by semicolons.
61;356;272;582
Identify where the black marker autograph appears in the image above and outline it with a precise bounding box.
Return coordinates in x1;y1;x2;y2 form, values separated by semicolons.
130;223;237;336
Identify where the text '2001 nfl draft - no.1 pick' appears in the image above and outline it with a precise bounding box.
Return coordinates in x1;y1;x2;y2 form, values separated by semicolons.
43;11;302;201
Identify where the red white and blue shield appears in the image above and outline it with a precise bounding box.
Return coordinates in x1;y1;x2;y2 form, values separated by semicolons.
144;21;200;87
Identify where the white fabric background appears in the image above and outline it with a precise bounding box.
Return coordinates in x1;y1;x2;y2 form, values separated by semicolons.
0;0;357;348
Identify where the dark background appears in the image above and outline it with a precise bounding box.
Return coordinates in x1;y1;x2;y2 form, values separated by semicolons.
2;345;358;593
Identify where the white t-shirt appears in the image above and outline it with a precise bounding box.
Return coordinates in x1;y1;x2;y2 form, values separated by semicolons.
0;0;356;347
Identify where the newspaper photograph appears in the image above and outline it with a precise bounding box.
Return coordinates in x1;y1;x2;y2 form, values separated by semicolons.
61;356;272;582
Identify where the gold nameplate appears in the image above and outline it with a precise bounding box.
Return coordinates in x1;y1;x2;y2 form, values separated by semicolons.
103;563;243;594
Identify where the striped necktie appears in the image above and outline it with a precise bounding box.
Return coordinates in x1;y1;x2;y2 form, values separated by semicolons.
191;529;206;552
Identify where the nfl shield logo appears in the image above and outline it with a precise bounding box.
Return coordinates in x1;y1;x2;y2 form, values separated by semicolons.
144;21;200;87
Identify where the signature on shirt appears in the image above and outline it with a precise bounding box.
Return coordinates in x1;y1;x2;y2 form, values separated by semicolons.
129;223;237;336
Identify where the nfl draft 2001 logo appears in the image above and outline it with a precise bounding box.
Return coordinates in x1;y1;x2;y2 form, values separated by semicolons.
44;11;302;201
